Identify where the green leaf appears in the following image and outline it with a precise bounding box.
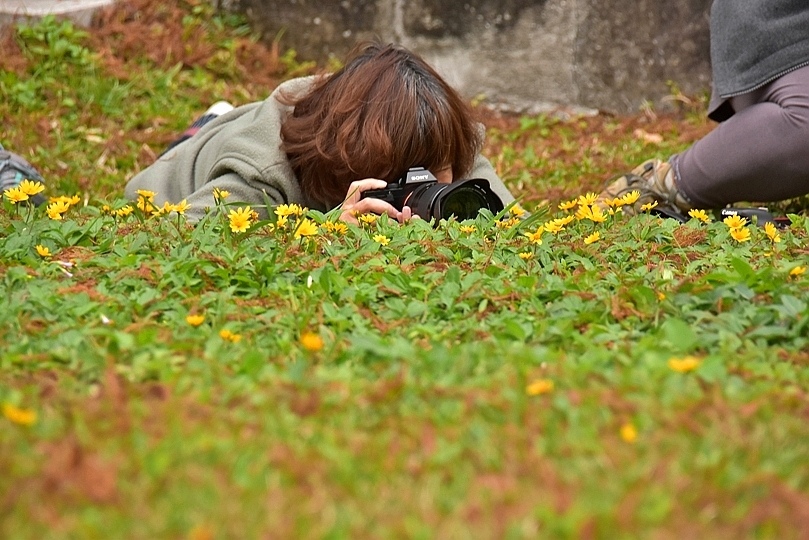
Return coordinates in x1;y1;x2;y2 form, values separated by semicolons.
659;318;697;352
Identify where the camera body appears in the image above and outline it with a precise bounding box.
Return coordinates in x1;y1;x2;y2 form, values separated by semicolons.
720;207;791;228
361;167;504;221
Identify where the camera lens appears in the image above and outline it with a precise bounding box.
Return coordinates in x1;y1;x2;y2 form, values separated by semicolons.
404;178;503;221
439;187;489;220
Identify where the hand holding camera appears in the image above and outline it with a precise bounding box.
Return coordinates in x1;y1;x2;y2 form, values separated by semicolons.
357;167;504;222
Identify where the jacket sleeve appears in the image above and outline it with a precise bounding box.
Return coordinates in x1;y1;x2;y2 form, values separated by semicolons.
468;153;515;207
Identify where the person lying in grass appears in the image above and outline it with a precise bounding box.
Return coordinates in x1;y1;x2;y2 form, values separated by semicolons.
124;40;515;224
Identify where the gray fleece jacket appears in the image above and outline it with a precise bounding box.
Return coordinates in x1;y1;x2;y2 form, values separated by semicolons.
708;0;809;120
124;76;514;221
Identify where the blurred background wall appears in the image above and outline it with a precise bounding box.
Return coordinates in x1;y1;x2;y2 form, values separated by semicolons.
227;0;713;114
2;0;713;114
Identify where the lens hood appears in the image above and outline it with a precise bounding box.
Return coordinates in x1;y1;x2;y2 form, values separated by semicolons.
407;178;504;221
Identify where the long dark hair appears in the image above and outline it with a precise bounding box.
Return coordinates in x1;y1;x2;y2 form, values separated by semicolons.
280;41;482;209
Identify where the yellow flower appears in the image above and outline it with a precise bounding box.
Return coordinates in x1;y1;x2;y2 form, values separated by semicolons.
294;218;319;238
46;200;70;220
35;245;52;258
373;234;390;246
558;198;578;211
4;187;28;203
136;195;157;214
186;314;205;327
68;194;81;206
526;379;554;396
213;187;230;202
544;219;566;234
228;206;253;233
358;213;378;225
575;204;607;223
523;226;544;244
136;189;156;201
459;224;477;234
584;231;601;245
668;355;701;373
657;291;666;301
723;214;748;229
101;204;112;214
2;403;37;426
510;204;527;218
729;227;751;243
275;203;304;217
789;266;806;278
518;251;533;260
558;215;575;226
171;199;189;215
640;200;659;212
577;192;598;206
603;197;622;208
764;222;781;243
275;215;289;229
620;423;638;443
157;201;174;215
688;209;712;223
251;210;260;222
115;205;134;217
496;217;520;229
18;179;45;196
323;221;348;235
300;332;324;352
219;329;242;343
619;190;640;206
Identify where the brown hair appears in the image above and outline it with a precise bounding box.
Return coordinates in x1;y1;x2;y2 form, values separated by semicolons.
280;41;482;209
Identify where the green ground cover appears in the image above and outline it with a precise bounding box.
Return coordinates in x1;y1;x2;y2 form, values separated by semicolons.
2;4;808;538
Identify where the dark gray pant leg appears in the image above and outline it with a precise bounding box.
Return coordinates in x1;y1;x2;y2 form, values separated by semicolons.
673;63;809;208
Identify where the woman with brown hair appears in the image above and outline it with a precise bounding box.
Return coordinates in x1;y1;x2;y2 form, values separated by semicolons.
124;41;514;223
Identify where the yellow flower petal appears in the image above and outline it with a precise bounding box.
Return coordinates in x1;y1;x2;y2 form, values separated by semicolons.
640;200;659;212
723;215;748;229
789;266;806;277
620;423;638;443
763;222;781;243
18;179;45;196
4;187;29;203
688;209;712;223
228;206;253;233
668;356;701;373
300;332;324;352
526;379;554;396
577;192;598;206
2;403;37;426
294;218;319;238
186;314;205;327
729;227;751;243
219;329;242;343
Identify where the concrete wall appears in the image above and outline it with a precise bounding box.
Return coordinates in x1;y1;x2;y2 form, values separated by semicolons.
228;0;713;115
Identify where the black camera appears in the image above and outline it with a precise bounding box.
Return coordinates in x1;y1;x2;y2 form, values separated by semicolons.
720;207;791;228
361;167;504;221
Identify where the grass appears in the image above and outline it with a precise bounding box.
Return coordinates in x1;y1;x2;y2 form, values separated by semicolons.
2;3;809;538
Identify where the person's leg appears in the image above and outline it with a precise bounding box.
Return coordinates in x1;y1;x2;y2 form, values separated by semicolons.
160;101;234;156
673;64;809;208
